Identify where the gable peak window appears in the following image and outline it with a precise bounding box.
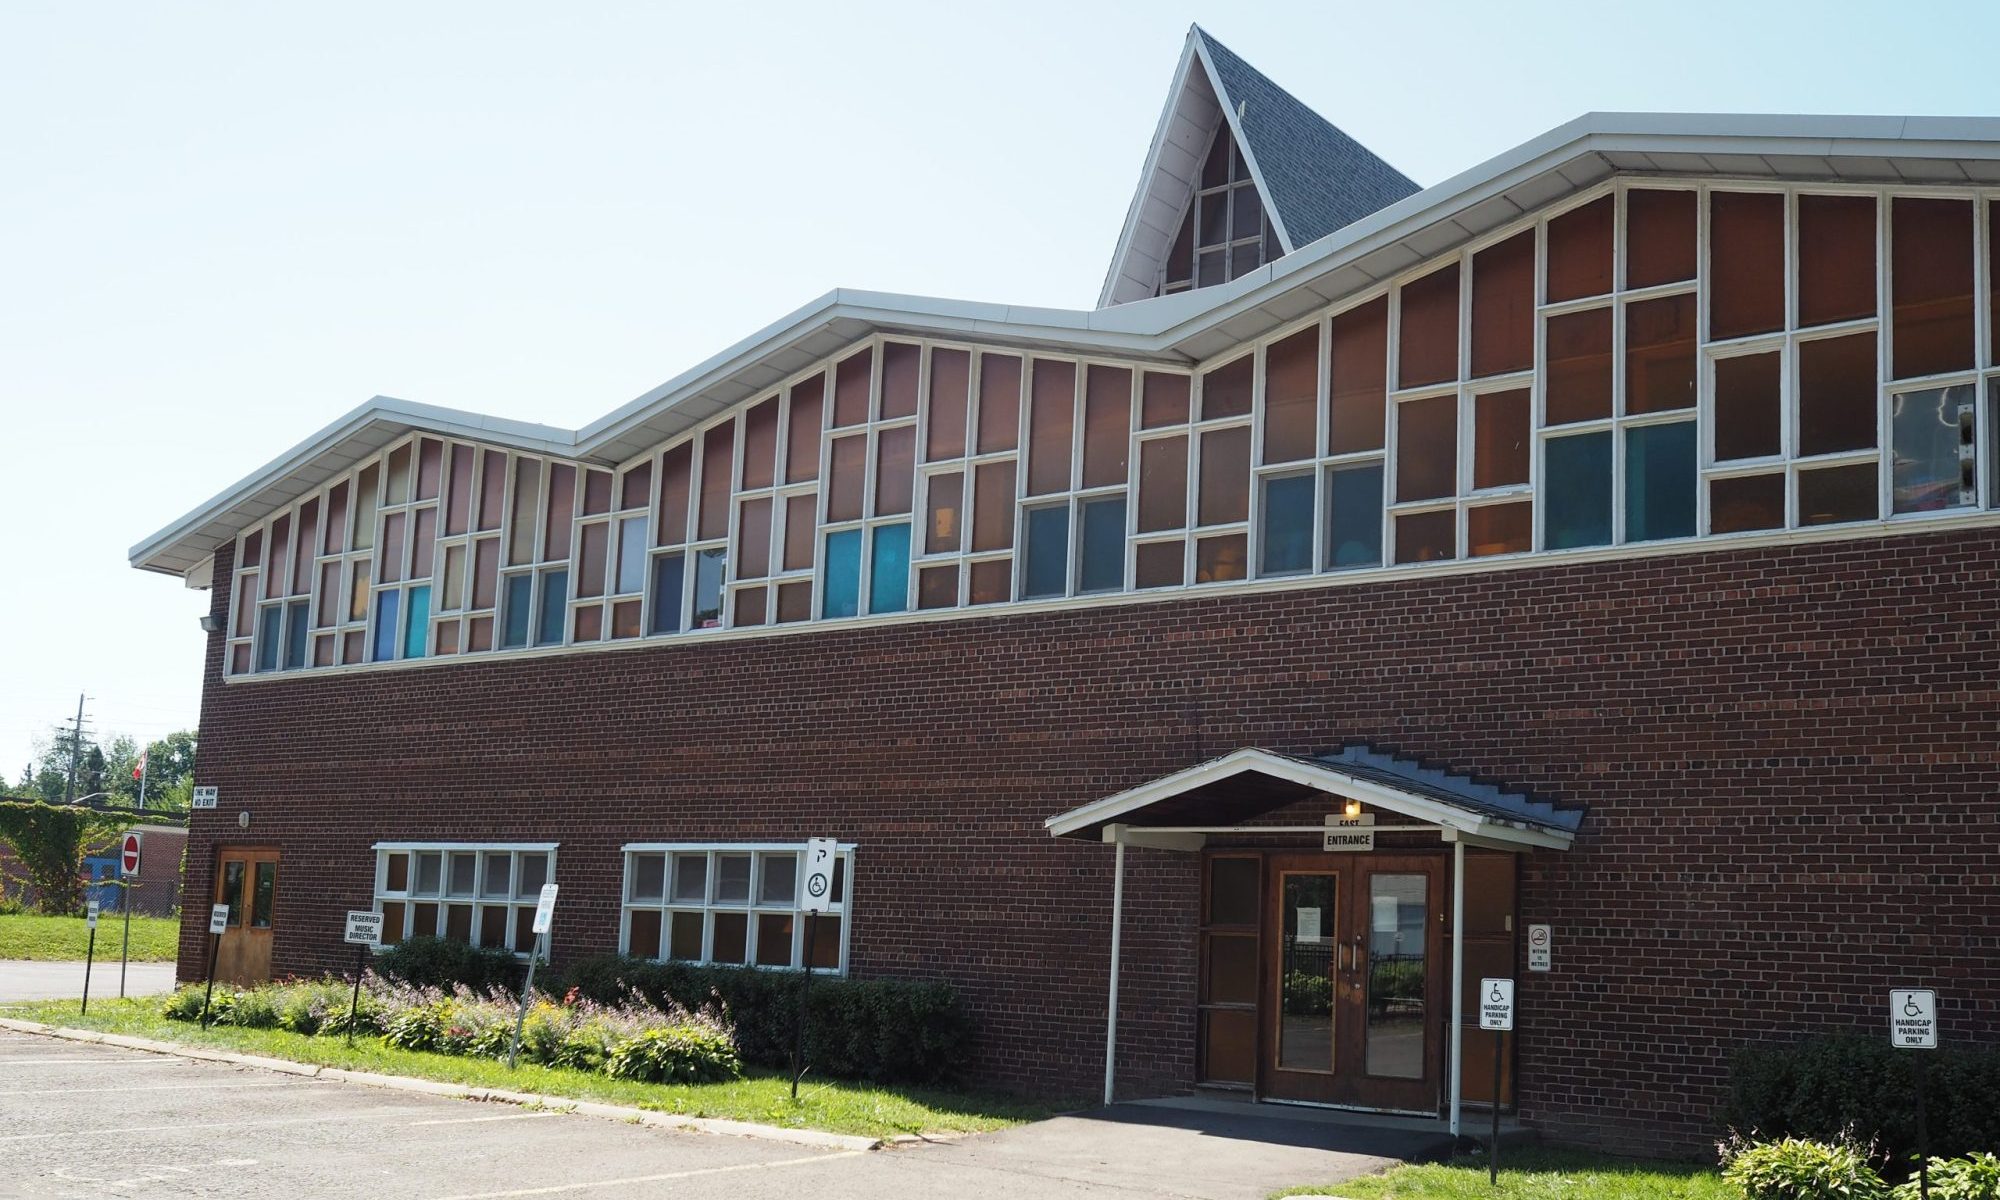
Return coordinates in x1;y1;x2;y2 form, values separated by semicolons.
1159;124;1281;297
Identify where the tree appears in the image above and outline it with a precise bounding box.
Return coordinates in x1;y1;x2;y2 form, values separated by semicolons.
0;798;123;915
14;725;198;811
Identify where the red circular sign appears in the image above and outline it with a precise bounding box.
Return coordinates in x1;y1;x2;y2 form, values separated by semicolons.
121;832;142;875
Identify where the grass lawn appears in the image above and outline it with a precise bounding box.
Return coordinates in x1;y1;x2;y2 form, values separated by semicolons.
0;997;1063;1139
1278;1148;1730;1199
0;914;181;961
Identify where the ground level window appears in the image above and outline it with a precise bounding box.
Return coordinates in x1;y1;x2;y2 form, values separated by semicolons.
620;843;851;973
373;843;555;955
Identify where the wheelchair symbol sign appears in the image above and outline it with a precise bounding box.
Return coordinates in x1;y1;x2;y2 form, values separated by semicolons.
1890;989;1937;1049
1480;978;1515;1031
802;838;837;914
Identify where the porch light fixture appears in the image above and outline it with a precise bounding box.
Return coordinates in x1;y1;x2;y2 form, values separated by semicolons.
1343;798;1363;819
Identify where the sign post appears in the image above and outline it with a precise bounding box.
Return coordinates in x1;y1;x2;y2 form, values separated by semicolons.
791;838;837;1101
1480;978;1516;1185
1891;989;1937;1200
119;832;142;999
342;911;384;1045
80;901;100;1014
199;903;229;1028
506;884;558;1069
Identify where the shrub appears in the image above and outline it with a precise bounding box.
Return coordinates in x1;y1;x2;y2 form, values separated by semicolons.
1727;1037;2000;1168
162;985;207;1022
1282;971;1331;1015
1723;1137;1889;1200
558;955;972;1084
371;936;522;992
215;987;280;1029
1894;1154;2000;1200
604;1024;741;1084
382;999;455;1052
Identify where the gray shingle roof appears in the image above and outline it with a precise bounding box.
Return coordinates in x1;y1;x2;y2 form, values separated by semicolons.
1196;27;1421;250
1316;745;1586;834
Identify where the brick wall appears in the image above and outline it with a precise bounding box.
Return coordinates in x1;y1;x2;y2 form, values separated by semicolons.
178;525;2000;1155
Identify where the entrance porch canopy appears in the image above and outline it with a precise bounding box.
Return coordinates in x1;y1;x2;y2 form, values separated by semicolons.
1044;746;1584;852
1047;746;1584;1130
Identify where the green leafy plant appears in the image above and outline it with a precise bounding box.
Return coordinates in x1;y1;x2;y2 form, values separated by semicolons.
370;936;523;992
0;798;123;916
1894;1153;2000;1200
382;999;455;1052
1727;1037;2000;1168
1721;1136;1889;1200
604;1024;741;1084
161;985;208;1022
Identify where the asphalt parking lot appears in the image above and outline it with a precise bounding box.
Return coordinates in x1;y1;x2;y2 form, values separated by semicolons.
0;1028;1421;1199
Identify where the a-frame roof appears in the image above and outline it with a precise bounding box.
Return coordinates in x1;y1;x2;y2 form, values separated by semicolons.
1096;25;1420;307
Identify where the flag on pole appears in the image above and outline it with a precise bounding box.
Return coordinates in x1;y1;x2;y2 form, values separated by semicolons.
132;748;148;781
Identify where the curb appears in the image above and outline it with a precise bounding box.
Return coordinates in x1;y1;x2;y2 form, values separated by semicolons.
0;1017;880;1153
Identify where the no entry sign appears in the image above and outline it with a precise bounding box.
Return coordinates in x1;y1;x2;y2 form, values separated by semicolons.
121;832;142;875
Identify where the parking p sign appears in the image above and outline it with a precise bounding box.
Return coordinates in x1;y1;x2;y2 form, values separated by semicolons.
802;838;837;914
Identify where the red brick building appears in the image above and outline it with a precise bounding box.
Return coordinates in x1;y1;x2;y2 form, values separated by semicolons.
130;27;2000;1155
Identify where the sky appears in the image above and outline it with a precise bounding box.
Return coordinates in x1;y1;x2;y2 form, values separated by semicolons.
3;0;1998;778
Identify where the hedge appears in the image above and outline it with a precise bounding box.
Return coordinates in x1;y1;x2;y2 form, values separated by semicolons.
1726;1036;2000;1168
557;954;972;1084
370;936;524;992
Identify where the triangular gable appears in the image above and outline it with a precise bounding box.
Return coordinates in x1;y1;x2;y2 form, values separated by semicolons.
1097;25;1421;308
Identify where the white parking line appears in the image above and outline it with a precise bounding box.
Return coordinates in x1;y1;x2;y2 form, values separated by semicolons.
0;1057;184;1066
407;1112;566;1127
426;1152;863;1199
0;1080;293;1096
0;1104;431;1142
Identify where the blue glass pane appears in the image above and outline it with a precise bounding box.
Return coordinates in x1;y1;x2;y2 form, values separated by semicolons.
691;548;724;628
1326;463;1384;569
1260;474;1314;575
1023;506;1069;598
372;589;401;662
283;600;309;670
649;553;684;634
536;569;567;646
868;523;911;615
1625;421;1696;542
256;605;282;672
1078;498;1126;593
403;586;431;659
501;574;533;648
1544;432;1613;549
821;530;862;619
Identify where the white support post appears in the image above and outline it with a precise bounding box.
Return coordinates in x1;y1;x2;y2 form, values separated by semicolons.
1449;837;1466;1138
1104;834;1126;1107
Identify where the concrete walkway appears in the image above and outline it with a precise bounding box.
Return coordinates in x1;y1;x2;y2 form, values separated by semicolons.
0;959;179;1003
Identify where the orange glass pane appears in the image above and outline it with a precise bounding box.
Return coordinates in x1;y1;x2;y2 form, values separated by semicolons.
1714;352;1782;461
741;398;779;491
466;614;493;652
972;460;1016;551
1027;360;1076;495
1394;509;1457;563
1798;462;1877;525
925;471;964;555
1200;354;1253;420
265;514;289;598
873;425;915;516
1626;293;1697;414
1395;394;1457;503
1468;501;1531;557
1264;326;1319;464
577;522;607;597
229;643;250;675
324;481;349;555
1194;533;1247;583
786;375;824;483
582;469;612;517
1135;540;1184;588
733;586;767;626
1710;191;1785;341
620;461;651;512
1197;426;1250;525
880;341;920;420
1892;197;1974;379
378;512;403;583
1798;193;1876;327
1397;263;1460;389
657;443;690;546
611;599;641;639
698;427;733;541
1472;389;1529;490
918;564;957;609
292;499;317;594
1082;366;1132;487
976;354;1022;452
783;493;816;572
927;348;970;461
775;581;811;623
1545;307;1613;425
1625;189;1696;289
1546;195;1613;303
477;451;506;533
1328;297;1388;453
1138;436;1188;532
572;603;602;643
544;464;575;560
826;435;865;523
471;538;498;609
444;445;472;535
736;496;772;578
968;558;1010;604
415;439;442;501
1797;333;1878;456
1710;472;1786;533
1470;231;1534;378
1141;371;1190;428
833;348;872;427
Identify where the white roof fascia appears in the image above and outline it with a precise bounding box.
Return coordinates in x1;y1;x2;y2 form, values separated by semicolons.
1094;29;1210;309
1188;30;1294;254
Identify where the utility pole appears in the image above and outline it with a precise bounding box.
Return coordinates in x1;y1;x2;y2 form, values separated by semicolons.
63;694;85;804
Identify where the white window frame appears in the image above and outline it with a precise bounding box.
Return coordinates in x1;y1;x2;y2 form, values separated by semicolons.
618;842;854;975
371;841;558;958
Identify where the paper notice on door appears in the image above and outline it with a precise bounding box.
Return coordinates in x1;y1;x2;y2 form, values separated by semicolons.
1296;907;1322;941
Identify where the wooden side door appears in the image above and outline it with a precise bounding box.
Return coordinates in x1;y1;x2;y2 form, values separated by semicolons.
1332;854;1445;1113
213;846;280;985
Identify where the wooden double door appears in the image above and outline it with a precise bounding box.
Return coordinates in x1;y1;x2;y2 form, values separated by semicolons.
1198;851;1445;1113
212;846;281;985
